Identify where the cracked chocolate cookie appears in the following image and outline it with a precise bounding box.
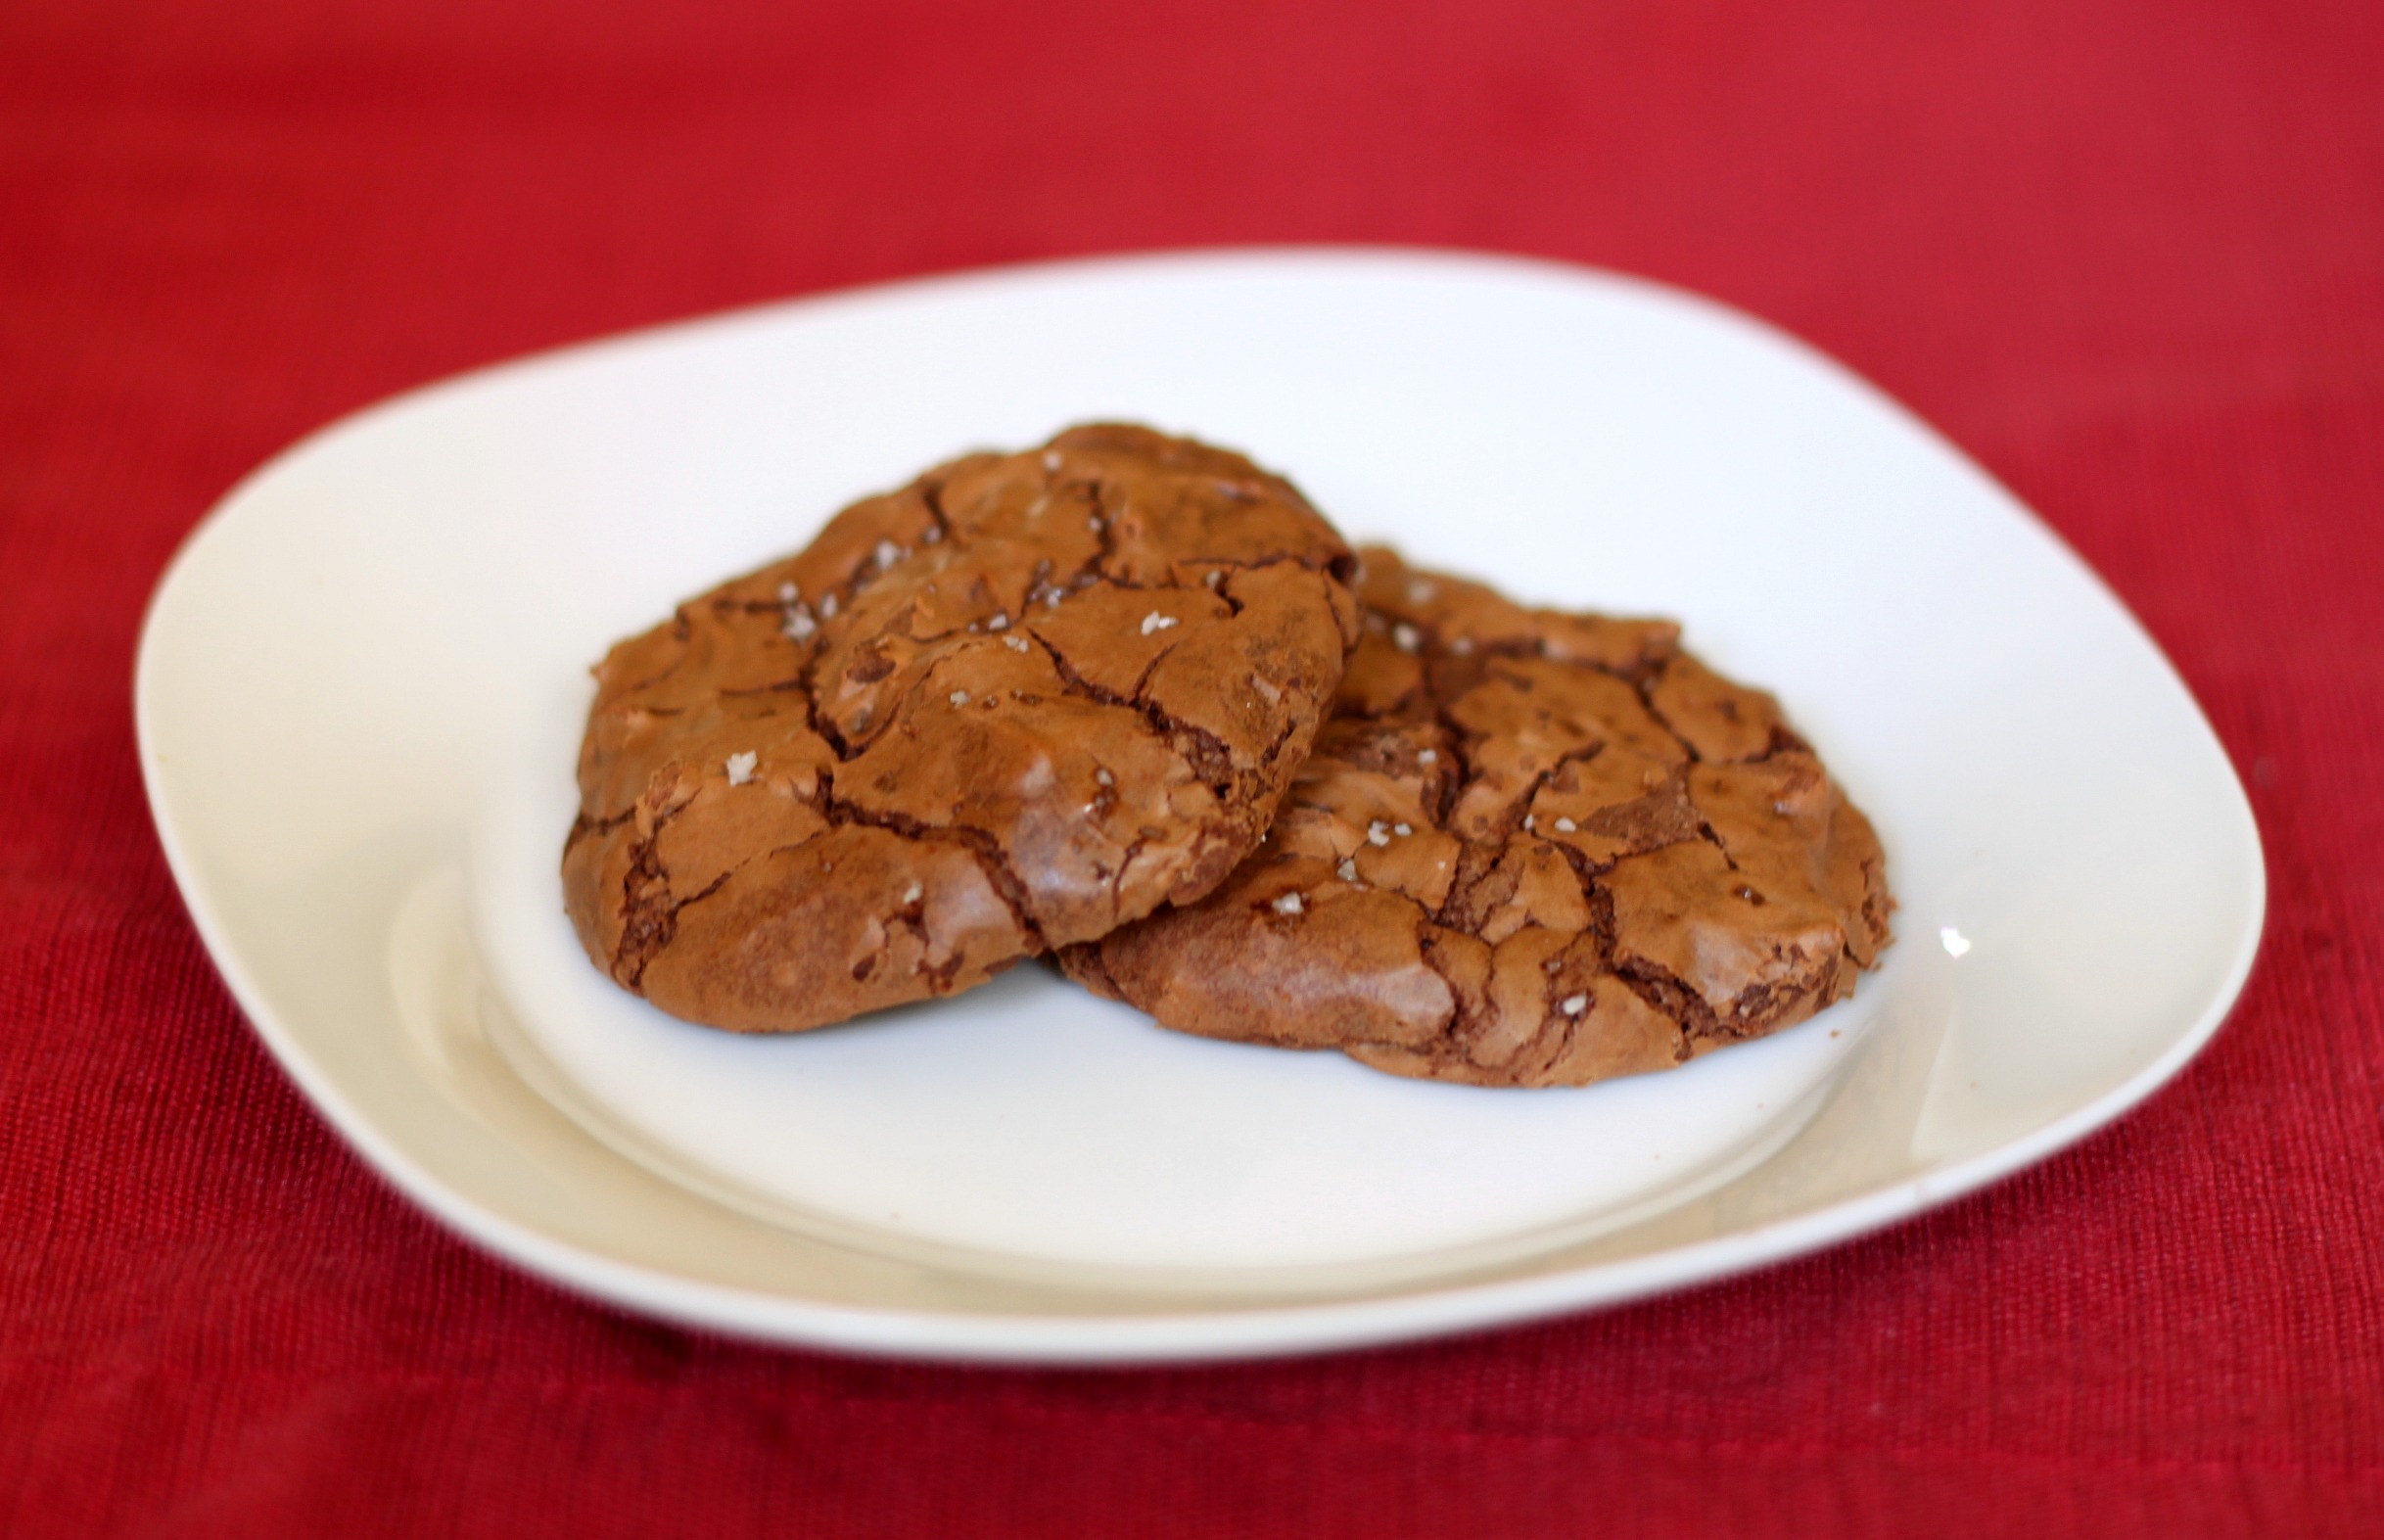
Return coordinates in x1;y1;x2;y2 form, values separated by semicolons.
563;424;1363;1033
1060;546;1893;1088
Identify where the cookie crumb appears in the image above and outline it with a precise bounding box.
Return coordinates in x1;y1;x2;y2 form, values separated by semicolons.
1141;612;1179;635
1271;892;1305;916
1392;622;1422;653
1560;993;1588;1016
725;752;757;785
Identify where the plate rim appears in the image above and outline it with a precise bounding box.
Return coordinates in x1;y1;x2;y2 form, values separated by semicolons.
133;244;2267;1362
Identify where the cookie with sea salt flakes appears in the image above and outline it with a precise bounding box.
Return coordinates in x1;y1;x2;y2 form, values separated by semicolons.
562;424;1362;1033
1059;546;1893;1088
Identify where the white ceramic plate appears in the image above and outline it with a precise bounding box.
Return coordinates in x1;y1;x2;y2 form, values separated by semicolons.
136;249;2264;1362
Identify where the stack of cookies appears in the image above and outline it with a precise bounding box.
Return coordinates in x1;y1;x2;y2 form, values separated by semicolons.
563;425;1893;1089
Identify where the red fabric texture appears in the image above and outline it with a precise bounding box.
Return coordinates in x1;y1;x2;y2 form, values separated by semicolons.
4;0;2380;1533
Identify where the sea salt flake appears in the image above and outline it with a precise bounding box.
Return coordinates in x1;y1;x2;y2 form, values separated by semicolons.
782;609;817;641
1560;993;1588;1016
1522;814;1536;832
1409;580;1436;602
1271;892;1305;916
901;881;922;905
1096;768;1114;787
949;690;969;707
1417;749;1437;766
1044;450;1061;472
1203;570;1223;588
725;752;758;785
1392;623;1422;653
777;582;798;602
874;538;901;570
1005;635;1030;652
1367;820;1390;847
1088;515;1104;533
921;525;943;544
1449;636;1473;655
1141;612;1178;635
819;592;839;619
988;613;1009;630
1393;822;1412;837
1335;858;1358;882
1555;817;1577;832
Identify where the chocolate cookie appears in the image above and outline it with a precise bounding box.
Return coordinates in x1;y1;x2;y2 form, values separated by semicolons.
1061;547;1893;1088
563;425;1362;1033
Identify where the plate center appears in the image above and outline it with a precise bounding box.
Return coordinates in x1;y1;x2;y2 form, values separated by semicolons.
467;688;1876;1276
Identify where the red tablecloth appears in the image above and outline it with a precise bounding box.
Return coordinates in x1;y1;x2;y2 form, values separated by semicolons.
6;1;2379;1533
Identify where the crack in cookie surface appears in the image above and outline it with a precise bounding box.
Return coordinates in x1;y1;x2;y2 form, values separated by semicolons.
1059;546;1895;1089
562;424;1361;1034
